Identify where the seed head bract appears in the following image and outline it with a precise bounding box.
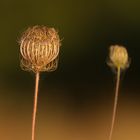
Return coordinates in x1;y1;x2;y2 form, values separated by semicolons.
108;45;129;70
19;25;61;73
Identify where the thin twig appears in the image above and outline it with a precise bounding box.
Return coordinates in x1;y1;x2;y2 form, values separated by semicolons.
32;72;40;140
109;67;121;140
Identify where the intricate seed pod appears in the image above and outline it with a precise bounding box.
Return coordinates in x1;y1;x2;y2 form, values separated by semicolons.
108;45;129;70
19;25;60;73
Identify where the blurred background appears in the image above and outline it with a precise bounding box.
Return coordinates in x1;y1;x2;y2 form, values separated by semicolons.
0;0;140;140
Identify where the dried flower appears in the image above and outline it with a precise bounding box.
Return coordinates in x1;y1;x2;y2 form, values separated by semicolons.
20;25;60;73
108;45;129;70
19;25;61;140
107;45;130;140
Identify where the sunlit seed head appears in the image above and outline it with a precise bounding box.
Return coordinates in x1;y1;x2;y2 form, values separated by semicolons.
108;45;129;69
19;25;61;73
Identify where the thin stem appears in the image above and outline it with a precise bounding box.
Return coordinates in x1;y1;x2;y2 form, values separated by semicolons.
32;72;40;140
109;67;121;140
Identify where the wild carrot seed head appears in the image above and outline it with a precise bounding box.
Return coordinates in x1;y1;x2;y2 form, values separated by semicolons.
19;25;60;73
108;45;129;70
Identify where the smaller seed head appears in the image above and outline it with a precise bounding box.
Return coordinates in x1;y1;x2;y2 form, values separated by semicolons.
108;45;129;69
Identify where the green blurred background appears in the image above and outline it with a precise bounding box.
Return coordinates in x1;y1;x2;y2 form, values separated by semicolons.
0;0;140;140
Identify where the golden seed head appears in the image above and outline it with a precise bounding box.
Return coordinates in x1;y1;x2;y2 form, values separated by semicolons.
108;45;129;69
19;25;61;73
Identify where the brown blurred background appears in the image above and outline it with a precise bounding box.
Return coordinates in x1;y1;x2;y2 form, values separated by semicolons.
0;0;140;140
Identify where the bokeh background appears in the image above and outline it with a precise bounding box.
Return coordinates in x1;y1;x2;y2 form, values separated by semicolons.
0;0;140;140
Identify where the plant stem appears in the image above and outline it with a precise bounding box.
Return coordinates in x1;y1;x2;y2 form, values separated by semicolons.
32;72;40;140
109;67;121;140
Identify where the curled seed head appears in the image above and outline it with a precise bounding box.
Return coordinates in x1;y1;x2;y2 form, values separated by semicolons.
108;45;129;70
19;25;61;73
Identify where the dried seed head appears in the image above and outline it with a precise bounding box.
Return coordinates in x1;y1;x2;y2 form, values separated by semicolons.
108;45;129;70
19;25;61;73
